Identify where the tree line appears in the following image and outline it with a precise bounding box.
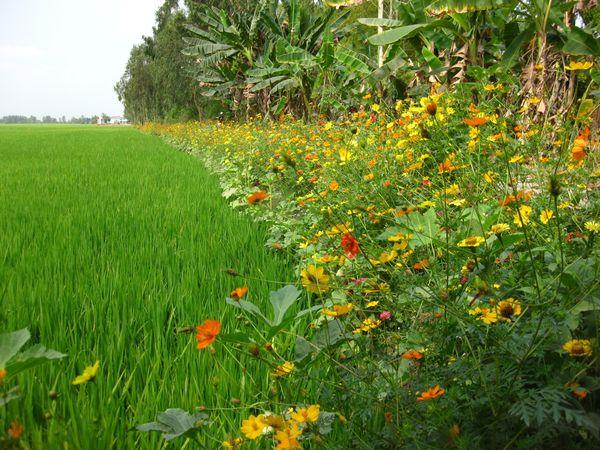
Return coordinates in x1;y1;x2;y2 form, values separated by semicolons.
116;0;599;123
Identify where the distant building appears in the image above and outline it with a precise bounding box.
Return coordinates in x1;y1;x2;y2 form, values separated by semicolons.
96;116;129;125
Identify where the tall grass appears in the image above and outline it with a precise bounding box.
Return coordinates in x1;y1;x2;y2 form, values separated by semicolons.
0;125;293;448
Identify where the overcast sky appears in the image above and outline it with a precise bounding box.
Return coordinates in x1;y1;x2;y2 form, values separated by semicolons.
0;0;164;118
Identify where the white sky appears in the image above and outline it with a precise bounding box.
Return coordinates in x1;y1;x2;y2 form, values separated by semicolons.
0;0;164;118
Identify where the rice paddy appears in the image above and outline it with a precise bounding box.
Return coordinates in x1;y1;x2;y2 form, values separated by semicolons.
0;125;293;448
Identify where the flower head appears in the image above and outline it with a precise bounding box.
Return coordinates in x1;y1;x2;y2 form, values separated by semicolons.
489;223;510;235
196;320;221;350
275;422;302;449
72;360;100;385
565;61;593;71
402;350;423;360
496;298;522;321
0;368;6;384
7;420;23;440
322;303;353;317
457;236;485;248
563;339;592;357
241;415;267;440
585;221;599;233
273;361;295;378
291;404;320;423
301;265;330;294
341;233;360;259
247;190;269;204
417;385;445;401
230;287;248;300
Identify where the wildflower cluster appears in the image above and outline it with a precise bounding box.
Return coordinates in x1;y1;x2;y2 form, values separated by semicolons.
142;78;599;447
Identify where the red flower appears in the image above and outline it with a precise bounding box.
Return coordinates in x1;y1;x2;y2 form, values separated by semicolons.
196;320;221;350
341;233;360;258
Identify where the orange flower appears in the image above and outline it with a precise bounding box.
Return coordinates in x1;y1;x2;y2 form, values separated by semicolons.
0;368;6;384
329;180;339;191
247;190;269;204
230;287;248;300
566;383;588;399
7;421;23;440
413;259;429;270
275;422;302;449
571;128;589;162
438;160;457;174
417;385;446;401
463;117;489;127
196;320;221;350
402;350;423;360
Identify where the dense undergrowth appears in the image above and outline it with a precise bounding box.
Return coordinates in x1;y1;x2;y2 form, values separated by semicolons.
142;76;599;448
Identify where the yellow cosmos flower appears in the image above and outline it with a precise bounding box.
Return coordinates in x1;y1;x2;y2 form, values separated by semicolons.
322;303;353;317
273;361;295;378
301;265;330;294
489;223;510;235
275;422;302;450
72;360;100;385
469;307;498;324
496;298;522;321
370;250;397;265
371;104;380;112
565;61;593;71
584;221;600;233
540;209;554;224
513;205;533;227
339;148;352;162
291;405;320;423
562;339;592;357
457;236;485;248
241;415;267;440
365;301;379;308
222;437;243;448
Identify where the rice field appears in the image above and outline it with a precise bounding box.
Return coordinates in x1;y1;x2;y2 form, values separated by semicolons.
0;125;294;448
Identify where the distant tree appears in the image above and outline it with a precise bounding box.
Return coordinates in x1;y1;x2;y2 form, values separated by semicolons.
101;113;110;124
91;115;99;124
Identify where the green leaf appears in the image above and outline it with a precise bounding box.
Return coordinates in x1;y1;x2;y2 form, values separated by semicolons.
6;344;66;378
270;285;301;326
426;0;510;16
226;298;271;325
295;319;346;362
357;18;406;28
563;27;600;57
502;23;535;67
421;47;444;70
0;329;30;368
368;24;430;46
334;46;371;75
136;408;209;441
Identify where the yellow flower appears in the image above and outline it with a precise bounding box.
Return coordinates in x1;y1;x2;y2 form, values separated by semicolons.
562;339;592;357
365;301;379;308
222;438;243;448
509;155;524;164
370;250;397;265
496;298;522;321
322;303;353;317
469;307;498;324
301;265;330;294
489;223;510;235
241;415;267;440
565;61;593;71
457;236;485;248
323;122;333;131
273;361;295;378
291;405;320;423
339;148;352;162
275;422;302;450
371;104;380;112
584;221;600;233
513;205;532;227
352;318;381;334
72;360;100;385
540;209;554;225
